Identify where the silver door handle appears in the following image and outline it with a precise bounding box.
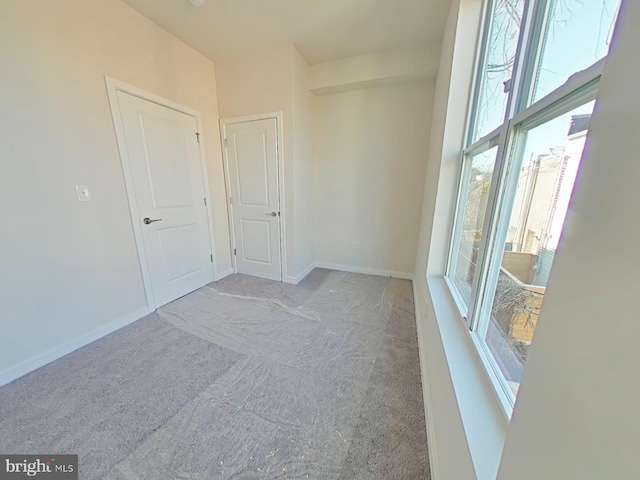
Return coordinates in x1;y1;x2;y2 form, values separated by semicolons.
265;212;277;217
143;217;162;224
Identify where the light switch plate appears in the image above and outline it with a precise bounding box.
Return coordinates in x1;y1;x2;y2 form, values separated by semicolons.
75;185;92;202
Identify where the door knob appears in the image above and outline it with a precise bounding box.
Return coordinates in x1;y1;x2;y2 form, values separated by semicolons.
143;217;162;224
265;212;277;217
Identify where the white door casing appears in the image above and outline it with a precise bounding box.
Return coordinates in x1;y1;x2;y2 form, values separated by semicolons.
109;83;214;309
222;117;282;281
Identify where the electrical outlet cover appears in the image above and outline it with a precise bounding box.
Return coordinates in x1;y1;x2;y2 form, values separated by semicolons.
75;185;92;202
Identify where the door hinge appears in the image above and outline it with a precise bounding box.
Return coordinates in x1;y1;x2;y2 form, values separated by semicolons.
195;132;201;143
229;197;233;205
234;248;237;256
204;197;207;206
224;138;228;147
210;254;213;263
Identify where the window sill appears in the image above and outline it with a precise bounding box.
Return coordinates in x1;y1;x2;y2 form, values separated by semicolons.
424;275;509;479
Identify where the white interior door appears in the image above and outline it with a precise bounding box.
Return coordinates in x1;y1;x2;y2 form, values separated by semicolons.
224;118;282;281
116;91;213;307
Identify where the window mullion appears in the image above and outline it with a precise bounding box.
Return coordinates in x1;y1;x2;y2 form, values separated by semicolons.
445;152;475;319
512;63;603;128
467;124;510;331
465;0;497;147
465;126;502;157
509;0;551;116
473;120;526;340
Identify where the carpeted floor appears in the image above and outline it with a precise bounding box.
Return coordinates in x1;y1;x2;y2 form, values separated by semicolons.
0;269;430;479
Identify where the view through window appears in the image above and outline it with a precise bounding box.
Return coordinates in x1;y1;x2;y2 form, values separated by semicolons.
446;0;620;409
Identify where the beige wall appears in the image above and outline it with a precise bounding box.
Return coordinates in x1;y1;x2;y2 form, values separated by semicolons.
309;43;441;95
0;0;230;380
313;82;433;275
215;46;293;120
498;0;640;477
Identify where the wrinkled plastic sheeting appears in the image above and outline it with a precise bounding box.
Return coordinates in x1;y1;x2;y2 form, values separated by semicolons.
157;271;408;363
300;271;398;328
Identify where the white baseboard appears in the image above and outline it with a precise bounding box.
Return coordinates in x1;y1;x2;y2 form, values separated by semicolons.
0;306;151;388
413;282;439;479
315;261;414;280
283;262;317;285
214;267;234;281
228;261;413;284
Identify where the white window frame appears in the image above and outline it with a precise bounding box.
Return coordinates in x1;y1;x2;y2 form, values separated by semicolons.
444;0;613;414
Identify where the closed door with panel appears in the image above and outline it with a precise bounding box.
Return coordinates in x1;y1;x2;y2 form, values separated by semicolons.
117;91;213;307
224;118;282;281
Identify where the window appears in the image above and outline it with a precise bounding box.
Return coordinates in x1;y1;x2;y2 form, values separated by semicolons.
446;0;620;411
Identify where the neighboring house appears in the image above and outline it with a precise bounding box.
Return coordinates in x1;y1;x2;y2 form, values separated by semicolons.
492;114;589;346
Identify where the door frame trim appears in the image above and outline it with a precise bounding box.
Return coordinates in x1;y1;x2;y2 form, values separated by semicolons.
220;112;286;281
104;76;218;310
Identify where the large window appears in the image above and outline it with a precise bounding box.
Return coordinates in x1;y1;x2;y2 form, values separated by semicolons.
446;0;620;411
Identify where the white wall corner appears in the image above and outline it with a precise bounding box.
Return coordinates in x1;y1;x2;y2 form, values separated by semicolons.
0;306;151;388
214;267;235;281
283;261;317;285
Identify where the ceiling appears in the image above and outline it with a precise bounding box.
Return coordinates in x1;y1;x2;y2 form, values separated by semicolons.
119;0;452;64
